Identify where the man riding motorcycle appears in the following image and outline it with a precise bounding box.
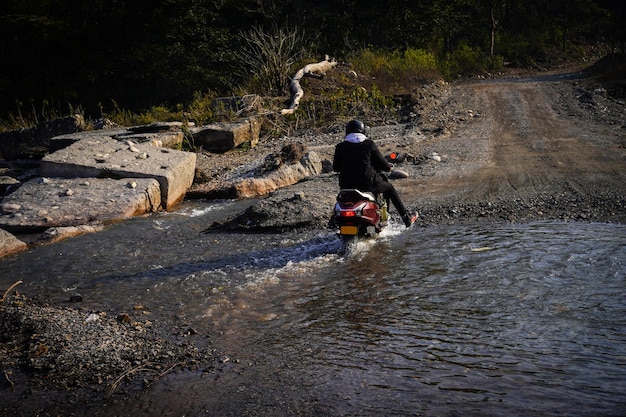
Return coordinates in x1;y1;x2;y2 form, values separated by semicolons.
333;119;418;227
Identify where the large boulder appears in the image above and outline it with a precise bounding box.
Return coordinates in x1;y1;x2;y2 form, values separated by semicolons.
0;177;161;232
190;118;261;153
205;175;338;232
187;144;323;199
0;228;27;258
234;151;323;198
39;136;195;209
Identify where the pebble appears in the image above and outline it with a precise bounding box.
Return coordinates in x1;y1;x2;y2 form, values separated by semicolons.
1;202;21;213
70;294;83;302
116;313;131;323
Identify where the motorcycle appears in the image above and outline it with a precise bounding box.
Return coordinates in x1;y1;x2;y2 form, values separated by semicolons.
332;188;388;253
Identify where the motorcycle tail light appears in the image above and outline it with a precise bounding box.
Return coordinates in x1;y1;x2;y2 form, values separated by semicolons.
335;202;366;217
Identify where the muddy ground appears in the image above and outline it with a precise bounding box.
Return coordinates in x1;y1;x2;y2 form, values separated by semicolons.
1;62;625;415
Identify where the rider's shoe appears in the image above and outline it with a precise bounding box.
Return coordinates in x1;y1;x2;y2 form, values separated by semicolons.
402;211;418;228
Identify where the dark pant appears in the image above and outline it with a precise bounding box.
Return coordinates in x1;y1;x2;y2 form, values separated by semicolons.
371;181;407;217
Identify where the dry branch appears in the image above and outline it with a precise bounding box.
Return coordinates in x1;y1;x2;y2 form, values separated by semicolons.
1;280;23;303
281;55;337;115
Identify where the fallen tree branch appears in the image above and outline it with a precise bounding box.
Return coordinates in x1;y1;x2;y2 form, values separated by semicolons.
4;371;15;390
281;55;337;115
1;280;23;303
107;361;183;397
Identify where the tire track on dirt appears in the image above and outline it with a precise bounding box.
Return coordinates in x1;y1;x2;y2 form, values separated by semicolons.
412;75;626;223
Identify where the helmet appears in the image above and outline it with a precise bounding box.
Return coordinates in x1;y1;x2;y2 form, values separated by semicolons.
345;119;366;135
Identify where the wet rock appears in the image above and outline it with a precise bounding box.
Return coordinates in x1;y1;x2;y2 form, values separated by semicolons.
0;177;160;232
69;294;83;303
208;176;337;232
0;228;27;258
36;225;106;245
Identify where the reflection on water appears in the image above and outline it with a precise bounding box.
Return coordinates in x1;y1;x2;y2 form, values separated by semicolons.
1;204;625;416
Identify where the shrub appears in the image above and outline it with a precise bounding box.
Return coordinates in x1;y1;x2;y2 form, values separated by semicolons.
236;25;312;96
442;43;486;79
349;47;438;81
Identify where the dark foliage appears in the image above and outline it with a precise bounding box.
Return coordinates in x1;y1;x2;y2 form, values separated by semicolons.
0;0;623;122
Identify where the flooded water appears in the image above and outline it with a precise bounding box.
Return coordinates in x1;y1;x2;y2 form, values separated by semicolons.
2;200;626;416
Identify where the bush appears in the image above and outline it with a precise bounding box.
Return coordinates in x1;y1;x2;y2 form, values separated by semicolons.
236;25;312;96
442;44;486;79
349;47;438;81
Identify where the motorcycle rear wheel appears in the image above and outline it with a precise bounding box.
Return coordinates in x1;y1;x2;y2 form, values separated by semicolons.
339;234;358;255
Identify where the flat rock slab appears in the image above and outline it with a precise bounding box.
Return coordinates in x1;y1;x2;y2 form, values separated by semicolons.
40;136;196;208
190;118;261;153
49;127;184;153
0;177;160;232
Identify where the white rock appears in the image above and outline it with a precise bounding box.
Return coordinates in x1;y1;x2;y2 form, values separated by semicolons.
1;203;21;213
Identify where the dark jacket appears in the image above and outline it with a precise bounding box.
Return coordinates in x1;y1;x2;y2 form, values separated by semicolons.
333;139;391;191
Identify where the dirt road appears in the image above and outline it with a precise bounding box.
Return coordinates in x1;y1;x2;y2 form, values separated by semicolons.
392;73;626;225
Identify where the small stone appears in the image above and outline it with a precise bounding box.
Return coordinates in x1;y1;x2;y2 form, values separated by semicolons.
127;181;137;189
136;152;148;159
69;294;83;302
1;202;21;213
85;313;99;322
64;189;75;196
116;313;131;323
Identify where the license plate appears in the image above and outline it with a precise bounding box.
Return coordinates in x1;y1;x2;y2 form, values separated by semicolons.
340;225;358;235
